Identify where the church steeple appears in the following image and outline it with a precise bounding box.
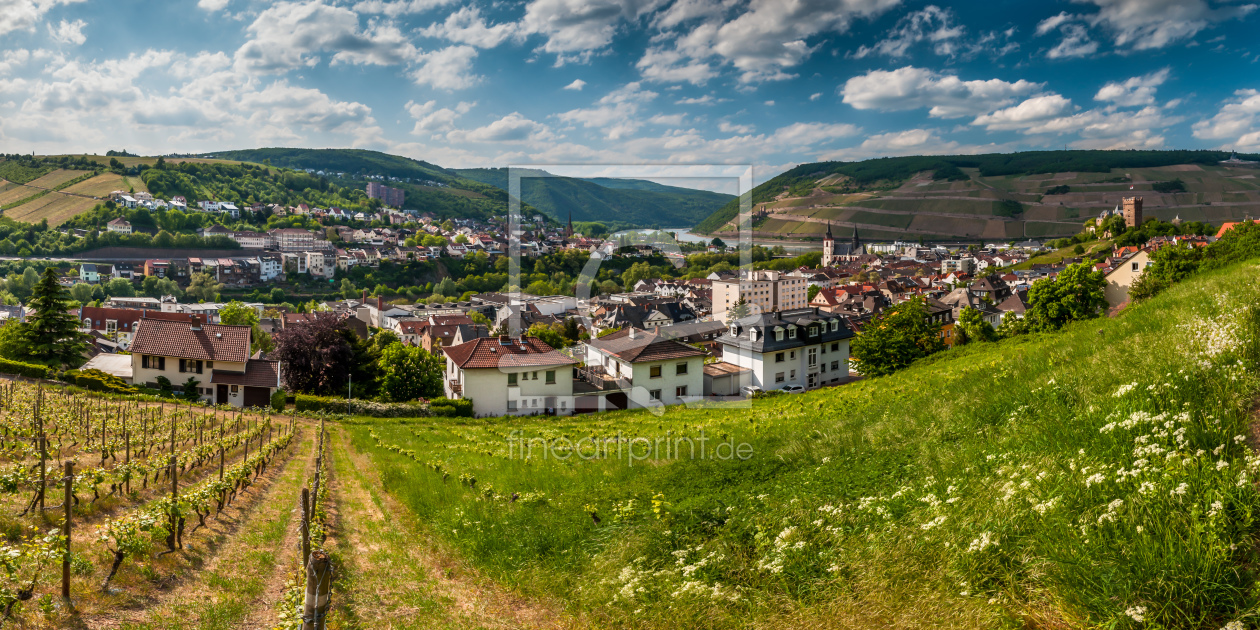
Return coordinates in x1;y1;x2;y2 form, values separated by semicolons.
851;224;861;251
825;221;833;240
566;210;573;237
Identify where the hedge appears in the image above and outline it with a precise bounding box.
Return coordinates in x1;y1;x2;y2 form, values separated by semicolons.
62;368;138;394
428;397;473;418
270;389;287;413
0;358;51;379
294;394;429;418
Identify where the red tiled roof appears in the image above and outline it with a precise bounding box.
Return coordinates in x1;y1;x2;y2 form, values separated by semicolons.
210;360;280;388
79;307;195;332
1216;220;1258;239
130;319;251;362
442;336;575;369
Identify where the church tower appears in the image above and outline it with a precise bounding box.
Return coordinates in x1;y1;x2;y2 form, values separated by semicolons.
822;222;835;267
851;224;863;257
566;210;573;238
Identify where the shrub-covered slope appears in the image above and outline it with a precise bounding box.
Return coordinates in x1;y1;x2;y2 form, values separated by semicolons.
351;259;1260;629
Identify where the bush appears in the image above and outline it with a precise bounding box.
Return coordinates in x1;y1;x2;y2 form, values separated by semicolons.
294;394;429;418
427;397;473;417
62;368;137;394
0;357;51;379
271;389;287;412
1152;179;1186;193
1046;184;1071;195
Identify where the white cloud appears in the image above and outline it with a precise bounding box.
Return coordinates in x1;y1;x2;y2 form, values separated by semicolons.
196;0;231;10
1193;89;1260;151
0;0;85;37
771;121;859;145
1094;68;1170;106
972;94;1075;131
636;46;716;85
420;6;518;48
563;79;586;90
841;66;1041;118
235;1;418;72
409;45;480;90
1083;0;1256;51
859;128;943;152
650;113;686;125
1046;23;1098;58
675;94;724;105
764;100;774;106
809;92;821;101
718;121;753;134
48;19;86;45
518;0;661;61
450;112;554;143
985;104;1180;141
354;0;457;16
557;82;657;139
850;5;965;59
406;99;474;134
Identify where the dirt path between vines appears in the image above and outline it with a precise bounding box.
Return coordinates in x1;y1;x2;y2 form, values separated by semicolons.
328;428;581;629
77;427;314;629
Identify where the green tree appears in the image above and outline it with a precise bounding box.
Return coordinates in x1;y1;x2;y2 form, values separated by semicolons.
711;237;726;248
621;261;653;287
155;375;174;397
25;267;89;367
185;271;223;303
180;377;201;402
725;297;751;324
807;285;821;301
0;320;28;362
435;277;457;296
1025;262;1107;331
378;343;444;402
996;312;1029;338
848;298;944;377
104;277;136;297
954;307;996;345
1072;244;1085;255
1129;245;1205;301
70;283;94;304
528;322;567;349
469;310;493;327
219;301;273;354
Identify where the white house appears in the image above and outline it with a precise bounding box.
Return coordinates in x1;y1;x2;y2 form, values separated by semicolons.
581;328;706;407
715;307;855;392
442;336;577;417
129;316;280;407
106;217;132;234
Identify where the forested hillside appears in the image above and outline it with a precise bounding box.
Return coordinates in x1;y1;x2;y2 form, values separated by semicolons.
455;167;733;228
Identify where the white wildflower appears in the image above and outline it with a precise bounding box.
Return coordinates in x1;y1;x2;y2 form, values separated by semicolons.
1113;382;1137;397
1125;605;1146;623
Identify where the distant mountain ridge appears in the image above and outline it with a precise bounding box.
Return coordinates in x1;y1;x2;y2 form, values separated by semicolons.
452;168;734;228
205;148;732;228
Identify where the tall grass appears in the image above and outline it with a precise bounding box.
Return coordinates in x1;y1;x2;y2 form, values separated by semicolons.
348;260;1260;629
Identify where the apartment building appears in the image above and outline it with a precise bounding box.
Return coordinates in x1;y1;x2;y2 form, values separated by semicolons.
711;270;809;320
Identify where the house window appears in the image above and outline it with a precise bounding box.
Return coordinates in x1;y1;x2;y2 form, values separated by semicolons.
230;385;238;393
790;370;796;380
1131;262;1139;272
675;362;688;375
207;361;213;368
507;400;518;411
788;328;796;339
831;343;839;352
545;370;556;384
649;389;661;400
790;351;795;359
675;385;688;397
508;373;518;386
775;330;783;341
775;372;785;383
831;320;838;331
650;365;662;378
808;348;817;367
831;361;839;371
532;371;538;380
808;326;817;336
775;352;784;363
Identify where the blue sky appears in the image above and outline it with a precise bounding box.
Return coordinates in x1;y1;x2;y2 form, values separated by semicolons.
2;0;1260;188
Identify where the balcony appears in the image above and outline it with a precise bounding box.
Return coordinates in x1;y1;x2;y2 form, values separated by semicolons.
576;365;629;391
447;379;462;395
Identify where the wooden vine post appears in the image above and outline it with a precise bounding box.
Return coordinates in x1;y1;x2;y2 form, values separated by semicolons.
301;487;311;568
62;461;73;600
170;413;179;547
302;549;332;630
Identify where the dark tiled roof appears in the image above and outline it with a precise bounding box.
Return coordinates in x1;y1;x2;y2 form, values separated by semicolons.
79;307;195;332
130;319;251;362
443;336;576;369
210;360;280;388
588;329;707;363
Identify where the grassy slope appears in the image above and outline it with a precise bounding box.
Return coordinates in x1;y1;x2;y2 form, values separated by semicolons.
206;147;455;183
346;260;1260;629
454;168;734;227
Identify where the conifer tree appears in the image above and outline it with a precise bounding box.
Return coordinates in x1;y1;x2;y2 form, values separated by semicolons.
26;267;89;367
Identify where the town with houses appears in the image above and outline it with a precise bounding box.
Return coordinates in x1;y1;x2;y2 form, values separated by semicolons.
20;182;1232;418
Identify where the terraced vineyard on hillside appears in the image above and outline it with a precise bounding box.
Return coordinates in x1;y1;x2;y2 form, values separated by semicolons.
701;157;1260;243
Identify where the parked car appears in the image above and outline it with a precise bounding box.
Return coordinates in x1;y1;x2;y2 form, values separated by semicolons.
740;385;762;396
780;384;805;394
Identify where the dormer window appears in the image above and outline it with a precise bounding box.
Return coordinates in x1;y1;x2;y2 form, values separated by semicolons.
775;329;784;341
788;327;796;339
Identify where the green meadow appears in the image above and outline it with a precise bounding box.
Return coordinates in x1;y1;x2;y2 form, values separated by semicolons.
346;260;1260;629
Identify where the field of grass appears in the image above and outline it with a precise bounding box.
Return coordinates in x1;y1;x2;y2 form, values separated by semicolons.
62;172;131;198
5;192;99;225
1011;238;1112;270
341;260;1260;629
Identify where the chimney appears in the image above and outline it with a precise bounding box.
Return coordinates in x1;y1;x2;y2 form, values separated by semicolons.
378;296;384;310
628;327;637;339
361;289;367;304
190;315;202;331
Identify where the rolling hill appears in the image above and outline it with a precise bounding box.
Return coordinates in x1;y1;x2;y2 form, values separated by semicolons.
694;149;1260;242
454;167;734;228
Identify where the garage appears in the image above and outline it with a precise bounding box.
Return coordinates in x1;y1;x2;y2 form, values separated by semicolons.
243;386;271;409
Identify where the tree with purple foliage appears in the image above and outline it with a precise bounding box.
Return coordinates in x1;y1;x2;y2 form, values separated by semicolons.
271;315;354;395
